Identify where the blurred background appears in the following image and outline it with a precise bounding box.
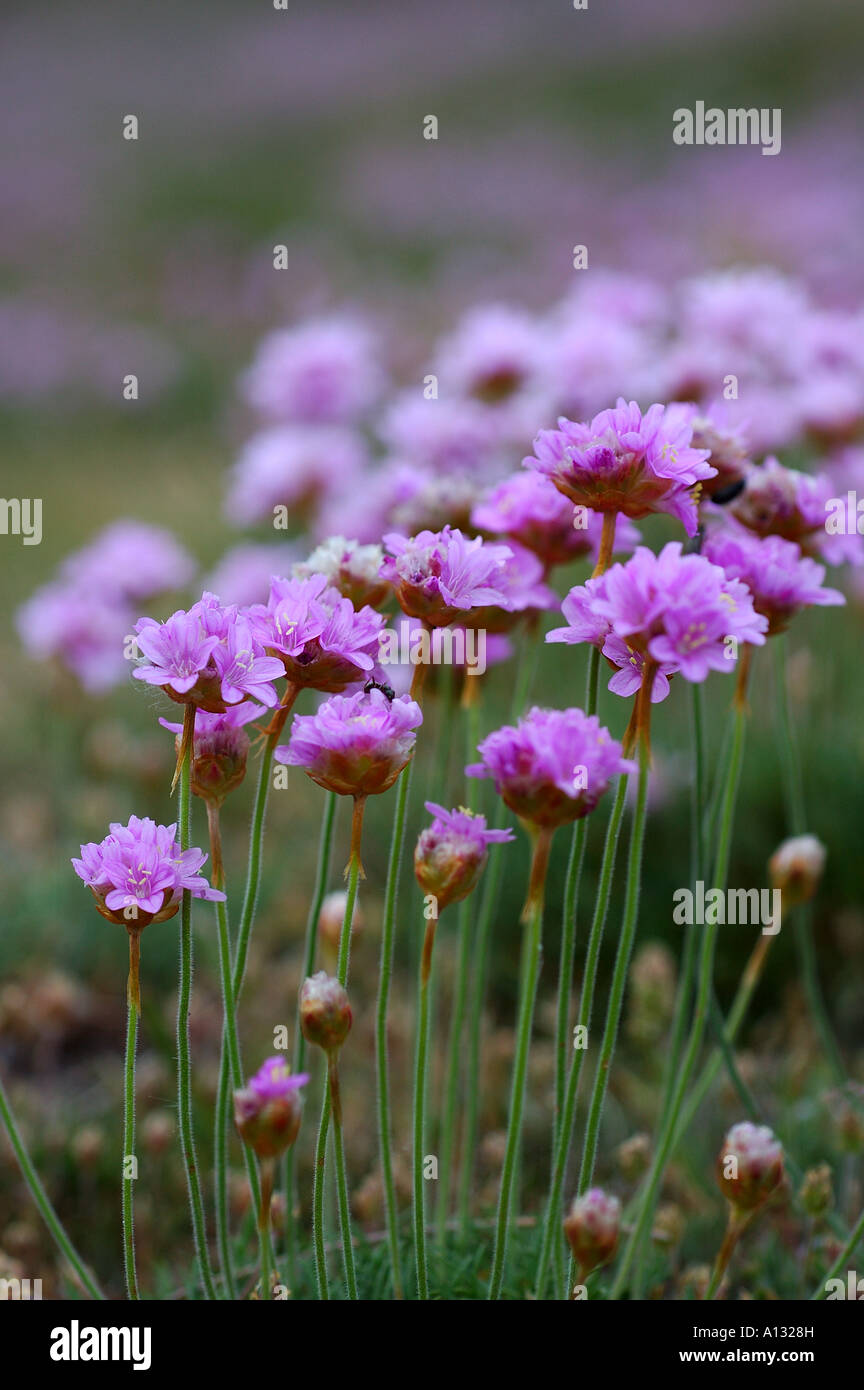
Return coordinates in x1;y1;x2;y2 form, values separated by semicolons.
1;0;862;1298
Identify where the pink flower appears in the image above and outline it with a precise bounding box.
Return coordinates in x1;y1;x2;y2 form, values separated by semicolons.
276;687;423;798
472;471;640;569
703;525;845;634
524;398;715;536
248;573;385;692
72;815;225;927
381;526;512;627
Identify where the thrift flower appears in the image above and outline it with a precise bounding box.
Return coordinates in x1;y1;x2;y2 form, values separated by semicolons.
414;802;514;912
563;1189;621;1277
72;815;225;927
248;573;385;692
159;703;262;806
133;597;284;711
472;471;640;570
730;456;862;567
703;527;844;634
467;707;635;829
234;1058;309;1159
523;398;715;536
294;536;390;609
381;526;512;628
300;973;352;1055
717;1122;784;1213
276;687;423;798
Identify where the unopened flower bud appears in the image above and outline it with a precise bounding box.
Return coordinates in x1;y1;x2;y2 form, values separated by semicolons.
161;707;260;807
563;1188;621;1276
768;835;826;910
414;802;514;913
615;1132;651;1182
799;1164;833;1219
234;1057;308;1159
626;943;676;1044
300;972;352;1055
717;1122;784;1213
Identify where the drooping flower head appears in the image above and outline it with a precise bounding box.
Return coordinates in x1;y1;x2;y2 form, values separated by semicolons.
548;543;768;695
133;595;284;712
72;815;225;928
293;536;390;610
563;1189;621;1277
414;802;514;912
730;456;862;567
523;398;715;537
276;687;423;798
381;526;512;628
233;1058;309;1160
299;972;353;1055
467;707;635;829
703;526;845;635
248;573;385;692
717;1122;784;1213
159;703;263;806
471;470;640;570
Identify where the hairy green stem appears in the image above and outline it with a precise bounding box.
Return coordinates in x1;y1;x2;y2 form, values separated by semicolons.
122;993;139;1300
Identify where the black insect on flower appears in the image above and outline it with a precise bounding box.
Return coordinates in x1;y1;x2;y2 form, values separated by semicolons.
364;678;396;702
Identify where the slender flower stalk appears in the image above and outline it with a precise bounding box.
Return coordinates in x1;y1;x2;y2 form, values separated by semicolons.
122;937;140;1300
302;971;356;1299
285;790;337;1282
576;661;654;1194
176;705;218;1301
413;911;438;1299
706;1208;752;1300
610;657;752;1297
0;1073;105;1300
376;767;412;1299
487;826;553;1299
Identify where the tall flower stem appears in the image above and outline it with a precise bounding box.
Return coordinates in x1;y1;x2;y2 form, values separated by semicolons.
376;766;412;1300
122;935;140;1300
312;808;363;1299
487;826;553;1300
773;637;845;1081
413;913;438;1299
706;1208;751;1300
208;803;261;1301
328;1052;358;1299
457;621;544;1231
0;1072;104;1299
284;790;337;1283
554;646;600;1142
534;768;630;1300
576;664;654;1194
176;704;217;1300
435;686;482;1252
257;1158;274;1300
610;655;751;1298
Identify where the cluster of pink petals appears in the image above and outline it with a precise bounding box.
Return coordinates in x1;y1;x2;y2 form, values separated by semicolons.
72;815;224;924
548;543;768;699
134;594;284;711
472;470;640;569
524;398;716;537
467;706;635;829
241;315;384;426
248;573;385;692
703;525;845;635
277;686;423;797
225;424;368;528
381;525;513;627
414;801;515;911
729;455;863;567
245;1056;310;1102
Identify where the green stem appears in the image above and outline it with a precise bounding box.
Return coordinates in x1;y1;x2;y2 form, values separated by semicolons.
176;705;217;1301
577;734;651;1193
414;919;437;1299
773;637;845;1081
610;682;749;1299
257;1158;274;1300
534;770;630;1300
487;828;552;1300
329;1056;357;1299
457;623;544;1232
122;994;139;1300
285;790;337;1282
376;765;412;1299
0;1072;104;1299
312;833;362;1298
435;694;482;1251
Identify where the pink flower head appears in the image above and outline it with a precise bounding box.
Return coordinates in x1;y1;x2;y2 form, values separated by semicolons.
563;1188;621;1275
668;401;751;500
467;707;635;829
381;392;502;478
524;398;715;536
717;1122;784;1213
293;536;390;610
434;303;547;405
381;526;512;628
469;542;558;634
72;814;225;928
554;543;768;688
62;521;194;601
276;687;423;798
703;525;845;635
241;315;384;425
472;471;640;570
248;573;385;692
414;801;514;911
225;424;367;527
133;596;284;712
731;456;863;566
234;1057;309;1160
